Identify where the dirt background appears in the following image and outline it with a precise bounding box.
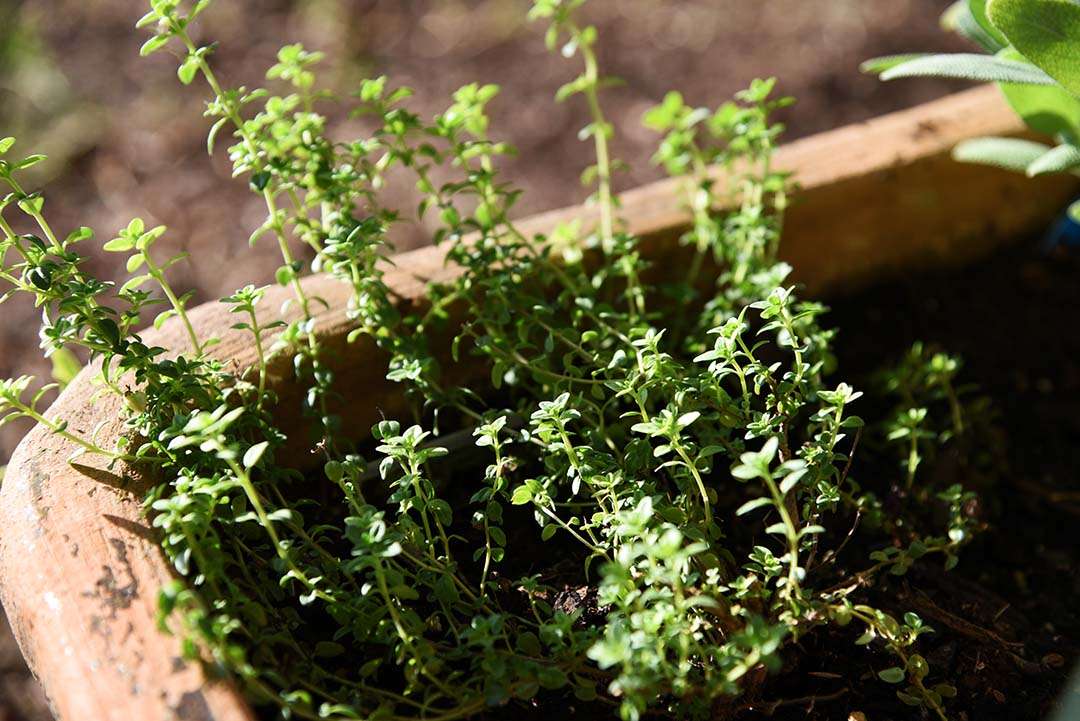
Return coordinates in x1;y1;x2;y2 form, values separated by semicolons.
0;0;966;718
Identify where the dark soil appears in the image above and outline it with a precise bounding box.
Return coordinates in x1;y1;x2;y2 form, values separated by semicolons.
783;238;1080;721
0;613;49;721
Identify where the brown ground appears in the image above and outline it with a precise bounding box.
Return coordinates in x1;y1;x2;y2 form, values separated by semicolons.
0;1;966;718
767;241;1080;721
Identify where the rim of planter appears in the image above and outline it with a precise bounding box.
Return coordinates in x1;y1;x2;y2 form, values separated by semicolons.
1;86;1076;721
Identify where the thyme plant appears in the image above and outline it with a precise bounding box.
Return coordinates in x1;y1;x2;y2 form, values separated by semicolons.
1;1;980;719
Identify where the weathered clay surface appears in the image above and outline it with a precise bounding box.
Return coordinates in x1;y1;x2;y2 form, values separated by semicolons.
0;86;1075;720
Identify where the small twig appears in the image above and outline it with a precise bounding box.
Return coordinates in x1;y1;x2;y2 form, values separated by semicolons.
737;687;848;715
910;589;1023;650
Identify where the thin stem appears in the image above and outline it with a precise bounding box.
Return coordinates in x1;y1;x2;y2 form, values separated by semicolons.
761;468;803;608
183;30;336;447
674;442;713;526
224;457;334;604
13;399;145;463
2;174;61;249
247;306;268;409
578;35;614;252
144;251;202;355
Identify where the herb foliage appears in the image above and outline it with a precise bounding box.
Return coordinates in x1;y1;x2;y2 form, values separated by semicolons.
1;2;980;719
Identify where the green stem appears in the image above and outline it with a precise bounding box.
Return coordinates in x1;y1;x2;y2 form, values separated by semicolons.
2;174;61;249
578;34;614;253
246;306;269;410
674;442;713;526
143;251;202;356
225;457;334;604
761;469;803;608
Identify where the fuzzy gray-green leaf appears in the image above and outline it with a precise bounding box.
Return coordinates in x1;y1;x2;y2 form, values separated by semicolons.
1026;142;1080;175
952;136;1053;172
879;53;1056;85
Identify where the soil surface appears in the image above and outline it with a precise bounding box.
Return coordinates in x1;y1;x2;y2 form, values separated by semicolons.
798;239;1080;721
0;613;49;721
492;241;1080;721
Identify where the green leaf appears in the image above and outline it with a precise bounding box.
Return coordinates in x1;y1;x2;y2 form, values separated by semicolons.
1068;197;1080;222
735;497;773;516
275;265;294;286
15;155;46;170
65;227;93;245
1026;142;1080;175
120;274;151;293
896;690;924;706
103;237;135;252
676;411;700;429
861;54;930;75
243;441;269;469
997;48;1080;137
49;348;82;388
516;631;542;656
510;484;533;505
140;35;170;56
135;10;160;29
952;136;1053;171
137;225;167;249
934;683;958;698
878;667;907;684
266;508;296;524
28;266;51;291
313;641;345;658
970;0;1010;47
17;195;44;215
178;56;200;85
250;171;272;191
942;2;1005;52
126;254;146;273
537;667;568;690
429;498;452;526
879;53;1056;85
154;309;177;330
0;137;14;155
779;471;803;495
988;0;1080;95
908;653;930;681
207;118;229;156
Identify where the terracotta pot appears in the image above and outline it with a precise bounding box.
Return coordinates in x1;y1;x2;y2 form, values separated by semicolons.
1;86;1076;721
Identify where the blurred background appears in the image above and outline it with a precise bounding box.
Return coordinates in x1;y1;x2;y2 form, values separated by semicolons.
0;0;962;716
